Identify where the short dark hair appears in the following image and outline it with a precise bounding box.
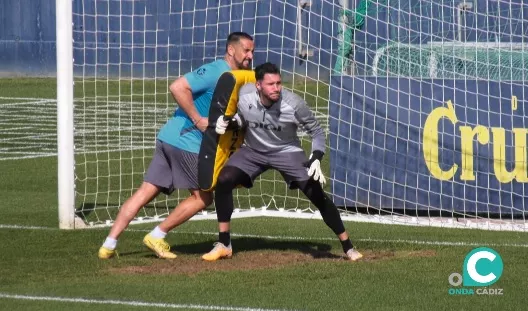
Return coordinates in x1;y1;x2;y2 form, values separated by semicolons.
225;32;253;51
254;62;280;81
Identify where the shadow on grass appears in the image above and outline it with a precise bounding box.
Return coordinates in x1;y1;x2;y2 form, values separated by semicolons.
169;237;341;260
108;237;347;275
117;237;340;260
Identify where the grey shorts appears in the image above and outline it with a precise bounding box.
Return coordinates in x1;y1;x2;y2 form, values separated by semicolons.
144;140;199;194
225;146;310;189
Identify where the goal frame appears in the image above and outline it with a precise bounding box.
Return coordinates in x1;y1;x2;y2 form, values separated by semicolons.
57;0;76;229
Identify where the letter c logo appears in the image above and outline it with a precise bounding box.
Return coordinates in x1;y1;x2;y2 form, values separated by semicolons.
462;247;503;286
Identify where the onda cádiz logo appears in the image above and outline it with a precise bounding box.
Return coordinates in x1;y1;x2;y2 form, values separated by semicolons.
448;247;504;295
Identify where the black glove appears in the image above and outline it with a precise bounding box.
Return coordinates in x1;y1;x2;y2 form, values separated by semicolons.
303;150;324;167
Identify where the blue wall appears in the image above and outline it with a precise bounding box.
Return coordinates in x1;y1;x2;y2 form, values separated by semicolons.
0;0;56;75
0;0;342;77
69;0;342;78
3;0;527;77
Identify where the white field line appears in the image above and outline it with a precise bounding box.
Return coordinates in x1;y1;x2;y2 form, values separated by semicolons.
1;224;527;248
0;146;152;161
0;96;168;107
1;97;327;159
0;96;56;101
0;293;298;311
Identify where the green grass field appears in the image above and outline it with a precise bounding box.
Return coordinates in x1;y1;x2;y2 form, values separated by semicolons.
1;78;527;311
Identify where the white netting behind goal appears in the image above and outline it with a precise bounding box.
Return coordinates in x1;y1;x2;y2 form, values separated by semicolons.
71;0;336;226
69;0;527;231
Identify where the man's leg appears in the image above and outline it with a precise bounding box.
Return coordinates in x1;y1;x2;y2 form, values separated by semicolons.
274;151;362;261
99;141;170;259
143;143;209;259
160;189;213;232
108;182;161;240
143;189;213;259
99;182;160;259
202;146;263;261
202;166;253;261
295;179;362;261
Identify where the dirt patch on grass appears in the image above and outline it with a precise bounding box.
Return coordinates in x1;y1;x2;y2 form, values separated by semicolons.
109;249;437;276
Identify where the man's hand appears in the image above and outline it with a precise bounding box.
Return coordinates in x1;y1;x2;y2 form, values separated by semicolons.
215;116;229;134
215;115;243;134
194;117;209;132
304;150;326;187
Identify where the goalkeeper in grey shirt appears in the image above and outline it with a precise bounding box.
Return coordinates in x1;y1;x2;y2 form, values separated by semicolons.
202;62;362;262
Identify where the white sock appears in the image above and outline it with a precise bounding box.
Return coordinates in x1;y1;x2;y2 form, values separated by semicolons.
150;226;167;239
102;237;117;250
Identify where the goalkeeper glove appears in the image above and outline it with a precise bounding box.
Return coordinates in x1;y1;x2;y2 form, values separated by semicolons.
215;114;242;135
215;116;230;134
304;150;326;187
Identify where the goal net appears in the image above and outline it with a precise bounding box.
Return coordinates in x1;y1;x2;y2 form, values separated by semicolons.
59;0;527;231
63;0;335;228
372;42;528;79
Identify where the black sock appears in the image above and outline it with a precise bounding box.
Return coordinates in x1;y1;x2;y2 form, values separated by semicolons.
219;231;231;246
340;239;353;253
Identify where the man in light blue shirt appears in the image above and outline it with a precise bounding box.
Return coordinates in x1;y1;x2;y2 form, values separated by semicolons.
157;59;231;153
99;32;255;259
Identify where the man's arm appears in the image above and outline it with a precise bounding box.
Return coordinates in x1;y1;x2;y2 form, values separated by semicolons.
294;101;325;153
169;77;208;131
294;100;327;187
170;62;225;132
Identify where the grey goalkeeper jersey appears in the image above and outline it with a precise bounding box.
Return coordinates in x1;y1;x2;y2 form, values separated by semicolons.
234;83;325;154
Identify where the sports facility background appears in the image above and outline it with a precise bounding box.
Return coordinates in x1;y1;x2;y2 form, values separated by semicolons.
7;0;526;76
2;1;528;310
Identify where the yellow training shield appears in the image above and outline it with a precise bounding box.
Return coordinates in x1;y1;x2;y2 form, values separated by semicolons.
198;70;255;191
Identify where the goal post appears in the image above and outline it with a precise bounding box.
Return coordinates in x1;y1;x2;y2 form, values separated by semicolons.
56;0;76;229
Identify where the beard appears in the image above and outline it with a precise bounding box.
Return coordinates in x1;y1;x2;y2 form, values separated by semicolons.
262;92;281;105
236;58;252;70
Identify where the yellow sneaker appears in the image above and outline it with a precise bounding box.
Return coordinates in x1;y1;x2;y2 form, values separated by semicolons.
346;248;363;261
202;242;232;261
98;246;116;259
143;233;177;259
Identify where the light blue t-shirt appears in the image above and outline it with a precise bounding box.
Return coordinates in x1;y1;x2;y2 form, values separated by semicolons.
158;59;231;153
